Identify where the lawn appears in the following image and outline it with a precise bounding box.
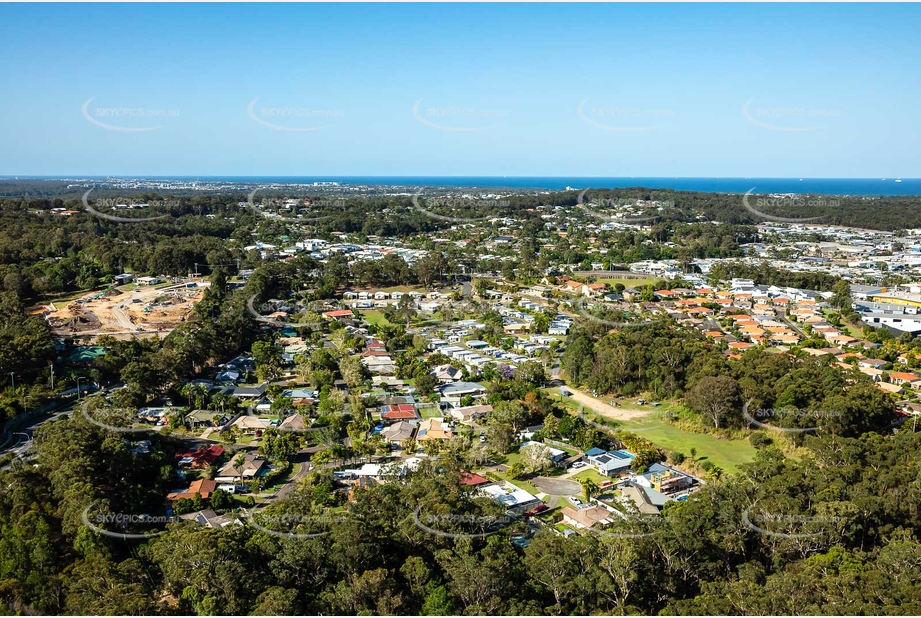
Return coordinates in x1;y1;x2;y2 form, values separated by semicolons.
361;310;393;327
611;413;758;473
570;468;609;485
418;407;444;419
549;385;758;473
595;276;662;289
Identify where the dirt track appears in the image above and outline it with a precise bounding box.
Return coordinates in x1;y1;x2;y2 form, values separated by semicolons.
564;387;652;421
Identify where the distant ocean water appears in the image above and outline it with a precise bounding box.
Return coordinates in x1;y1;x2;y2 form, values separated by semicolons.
5;176;920;196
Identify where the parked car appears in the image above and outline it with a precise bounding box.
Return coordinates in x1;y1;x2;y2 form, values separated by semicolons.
567;496;583;507
637;399;647;405
571;461;586;469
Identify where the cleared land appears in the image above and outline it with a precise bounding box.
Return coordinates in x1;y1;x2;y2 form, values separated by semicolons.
35;279;209;340
551;387;758;473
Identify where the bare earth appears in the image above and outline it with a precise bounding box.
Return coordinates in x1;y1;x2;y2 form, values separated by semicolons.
35;279;210;340
565;387;652;421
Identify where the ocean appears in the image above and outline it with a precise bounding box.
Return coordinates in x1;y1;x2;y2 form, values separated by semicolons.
4;176;919;196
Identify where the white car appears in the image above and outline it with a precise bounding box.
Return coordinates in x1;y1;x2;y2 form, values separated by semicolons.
567;496;583;507
571;461;586;469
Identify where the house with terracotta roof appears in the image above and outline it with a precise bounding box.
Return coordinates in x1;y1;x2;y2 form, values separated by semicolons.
166;479;218;502
459;471;490;487
888;372;921;387
582;282;606;297
380;404;421;424
323;309;355;320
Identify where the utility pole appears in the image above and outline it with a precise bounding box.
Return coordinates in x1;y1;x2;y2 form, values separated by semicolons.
49;364;54;390
8;372;13;391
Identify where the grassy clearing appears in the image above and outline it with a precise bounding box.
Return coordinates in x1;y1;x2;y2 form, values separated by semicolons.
570;468;609;485
611;413;758;473
595;276;661;289
551;383;758;473
419;407;444;419
360;310;393;327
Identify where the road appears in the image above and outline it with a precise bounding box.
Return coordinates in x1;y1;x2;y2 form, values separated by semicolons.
111;305;137;331
0;404;75;467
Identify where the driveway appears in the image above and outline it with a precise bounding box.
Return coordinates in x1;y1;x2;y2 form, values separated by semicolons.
532;476;581;496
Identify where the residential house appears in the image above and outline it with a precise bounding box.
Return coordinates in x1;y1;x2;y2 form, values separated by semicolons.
166;479;218;502
381;420;415;446
215;453;268;483
561;505;615;530
438;381;487;408
430;364;463;382
176;444;225;470
416;418;453;442
449;404;493;424
479;482;541;513
589;450;633;476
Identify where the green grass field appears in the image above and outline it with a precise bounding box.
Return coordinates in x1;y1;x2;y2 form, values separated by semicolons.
595;276;662;289
360;310;393;327
612;414;757;473
418;407;443;419
570;468;609;485
548;388;758;473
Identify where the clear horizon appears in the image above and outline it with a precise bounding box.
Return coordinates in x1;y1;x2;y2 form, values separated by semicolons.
1;3;919;177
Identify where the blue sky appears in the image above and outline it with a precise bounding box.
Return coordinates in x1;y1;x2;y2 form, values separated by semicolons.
1;3;918;177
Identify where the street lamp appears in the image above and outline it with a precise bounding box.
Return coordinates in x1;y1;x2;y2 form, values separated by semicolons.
76;377;83;401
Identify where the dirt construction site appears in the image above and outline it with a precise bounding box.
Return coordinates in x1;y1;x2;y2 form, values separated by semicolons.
37;279;211;340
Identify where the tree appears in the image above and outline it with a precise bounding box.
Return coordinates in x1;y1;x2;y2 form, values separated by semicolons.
580;477;600;502
519;442;552;474
415;373;438;397
515;361;546;386
210;488;233;510
687;375;741;429
339;355;370;389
